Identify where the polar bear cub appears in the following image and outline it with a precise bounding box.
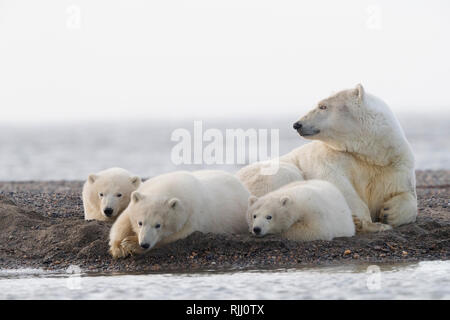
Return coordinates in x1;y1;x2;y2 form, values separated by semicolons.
109;170;250;258
237;161;304;197
82;167;141;221
247;180;355;241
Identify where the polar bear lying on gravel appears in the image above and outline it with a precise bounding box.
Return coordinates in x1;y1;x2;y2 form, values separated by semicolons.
109;170;249;258
247;180;355;241
239;84;417;232
82;168;141;221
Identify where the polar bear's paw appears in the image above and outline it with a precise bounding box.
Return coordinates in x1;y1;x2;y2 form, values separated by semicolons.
352;216;364;233
379;193;418;227
368;221;393;232
121;236;145;256
353;216;392;233
109;236;143;259
109;243;129;259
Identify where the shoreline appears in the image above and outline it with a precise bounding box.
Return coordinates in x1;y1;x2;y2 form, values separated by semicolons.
0;170;449;273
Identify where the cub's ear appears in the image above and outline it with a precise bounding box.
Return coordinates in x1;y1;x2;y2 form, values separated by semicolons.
280;196;291;206
168;198;179;209
352;83;365;101
88;174;98;184
131;176;141;187
131;192;144;203
248;195;258;208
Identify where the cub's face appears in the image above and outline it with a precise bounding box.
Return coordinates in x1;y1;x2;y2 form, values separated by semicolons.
247;195;292;237
128;193;187;250
88;174;141;220
293;85;364;144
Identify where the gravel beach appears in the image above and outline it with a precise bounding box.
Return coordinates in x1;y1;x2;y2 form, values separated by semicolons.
0;170;448;273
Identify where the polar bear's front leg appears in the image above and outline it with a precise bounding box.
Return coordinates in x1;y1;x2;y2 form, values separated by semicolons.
109;211;136;259
83;201;99;221
379;192;417;227
328;176;392;233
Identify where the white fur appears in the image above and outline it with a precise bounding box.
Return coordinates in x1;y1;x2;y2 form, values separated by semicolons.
82;167;141;221
109;170;249;258
247;180;355;241
239;84;417;231
237;161;304;197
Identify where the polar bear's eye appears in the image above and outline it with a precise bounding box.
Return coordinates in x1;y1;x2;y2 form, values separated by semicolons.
138;221;142;227
155;224;161;229
99;193;104;197
319;105;327;110
266;215;272;220
117;193;122;198
253;215;256;219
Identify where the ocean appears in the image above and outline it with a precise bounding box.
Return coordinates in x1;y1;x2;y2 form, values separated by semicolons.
0;113;448;181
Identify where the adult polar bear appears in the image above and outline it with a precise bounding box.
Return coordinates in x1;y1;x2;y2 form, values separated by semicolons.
238;84;417;232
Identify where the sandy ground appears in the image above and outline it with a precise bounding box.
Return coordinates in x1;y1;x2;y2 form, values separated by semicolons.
0;170;448;273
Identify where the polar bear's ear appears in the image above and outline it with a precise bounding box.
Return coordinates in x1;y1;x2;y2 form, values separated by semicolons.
248;196;258;207
131;192;144;203
168;198;179;209
280;196;291;206
88;174;97;184
353;83;365;102
130;176;141;187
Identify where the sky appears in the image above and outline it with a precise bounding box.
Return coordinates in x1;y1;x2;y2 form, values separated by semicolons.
0;0;449;123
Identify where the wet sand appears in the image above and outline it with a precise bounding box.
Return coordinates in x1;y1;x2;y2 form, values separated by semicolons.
0;170;448;273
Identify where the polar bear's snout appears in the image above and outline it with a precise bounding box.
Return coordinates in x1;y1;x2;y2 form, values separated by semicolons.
293;121;302;130
103;207;114;217
293;121;320;137
253;226;262;235
140;243;150;249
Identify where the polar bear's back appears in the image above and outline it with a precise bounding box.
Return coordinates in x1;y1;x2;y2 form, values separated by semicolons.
139;171;200;195
192;170;250;234
236;161;304;197
281;180;355;240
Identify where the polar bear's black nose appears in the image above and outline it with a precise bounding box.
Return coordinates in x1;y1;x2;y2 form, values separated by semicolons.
253;227;261;235
293;122;302;130
104;208;114;217
140;243;150;249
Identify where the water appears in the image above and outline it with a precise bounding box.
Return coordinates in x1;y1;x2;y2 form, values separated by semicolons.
1;261;449;299
0;114;449;181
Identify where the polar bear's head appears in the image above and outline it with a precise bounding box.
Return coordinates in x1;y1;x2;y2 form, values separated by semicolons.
292;84;412;166
293;84;366;146
294;84;364;141
246;194;294;237
127;192;189;250
87;172;141;220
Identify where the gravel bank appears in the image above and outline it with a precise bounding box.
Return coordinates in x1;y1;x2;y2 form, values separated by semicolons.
0;170;448;273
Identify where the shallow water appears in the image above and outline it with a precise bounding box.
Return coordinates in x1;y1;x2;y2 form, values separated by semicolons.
1;261;449;299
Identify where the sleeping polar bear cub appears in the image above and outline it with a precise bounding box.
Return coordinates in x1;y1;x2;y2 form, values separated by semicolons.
109;170;249;258
247;180;355;241
82;167;141;221
240;84;417;232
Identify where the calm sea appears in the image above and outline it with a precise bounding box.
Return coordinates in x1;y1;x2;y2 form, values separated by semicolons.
0;114;449;181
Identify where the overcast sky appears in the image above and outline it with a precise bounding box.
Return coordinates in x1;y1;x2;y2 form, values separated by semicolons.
0;0;449;123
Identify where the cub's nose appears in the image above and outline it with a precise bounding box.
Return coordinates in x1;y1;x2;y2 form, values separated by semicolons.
140;243;150;249
253;227;261;235
103;208;114;217
293;122;302;130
